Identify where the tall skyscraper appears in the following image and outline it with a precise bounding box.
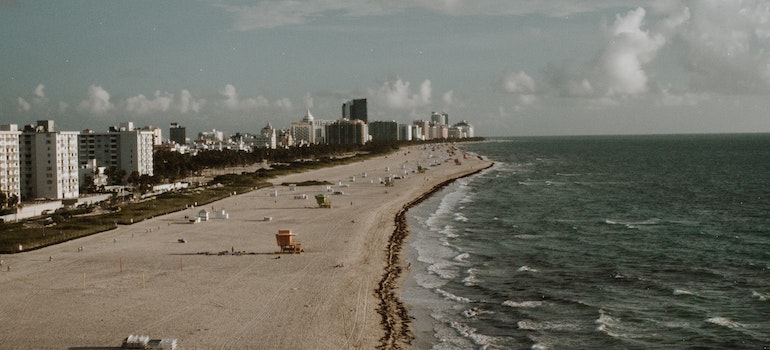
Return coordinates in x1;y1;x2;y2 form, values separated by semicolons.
342;98;368;123
78;122;154;186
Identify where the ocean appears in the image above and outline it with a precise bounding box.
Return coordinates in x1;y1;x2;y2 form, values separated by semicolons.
403;134;770;349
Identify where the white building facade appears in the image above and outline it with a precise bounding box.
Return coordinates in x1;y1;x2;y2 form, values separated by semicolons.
0;124;22;201
20;121;80;200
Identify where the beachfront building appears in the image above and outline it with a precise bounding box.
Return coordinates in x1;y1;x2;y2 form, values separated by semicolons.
0;124;22;203
252;122;277;149
449;120;474;139
399;124;414;141
169;122;187;145
325;119;368;145
431;112;449;126
342;98;368;123
368;121;399;141
20;120;80;200
78;122;154;187
413;120;430;140
141;125;163;146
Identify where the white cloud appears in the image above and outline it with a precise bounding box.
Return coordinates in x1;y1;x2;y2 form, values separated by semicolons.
17;97;30;112
679;0;770;93
77;84;113;114
274;97;293;110
33;84;47;104
126;90;174;115
501;71;536;94
369;78;432;109
179;89;204;113
58;102;69;114
217;83;291;112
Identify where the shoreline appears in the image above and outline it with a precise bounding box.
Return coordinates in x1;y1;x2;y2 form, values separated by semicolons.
0;145;492;349
376;161;492;349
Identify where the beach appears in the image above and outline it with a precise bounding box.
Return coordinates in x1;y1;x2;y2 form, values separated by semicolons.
0;144;491;350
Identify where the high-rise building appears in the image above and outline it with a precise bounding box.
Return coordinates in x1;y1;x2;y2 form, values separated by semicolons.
169;123;186;145
431;112;448;126
342;98;368;123
450;120;474;139
368;121;399;141
20;120;80;200
0;124;22;202
325;119;368;145
78;122;154;187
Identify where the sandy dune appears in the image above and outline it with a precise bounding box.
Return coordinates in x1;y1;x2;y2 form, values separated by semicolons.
0;144;491;350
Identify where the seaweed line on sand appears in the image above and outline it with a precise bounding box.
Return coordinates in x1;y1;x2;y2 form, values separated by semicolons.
375;164;492;350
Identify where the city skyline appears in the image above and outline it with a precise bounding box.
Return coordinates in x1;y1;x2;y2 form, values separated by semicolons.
3;1;770;136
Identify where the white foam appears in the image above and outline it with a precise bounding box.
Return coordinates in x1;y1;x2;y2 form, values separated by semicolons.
751;290;768;301
453;212;469;222
517;265;539;273
435;288;472;303
462;268;480;286
427;261;459;280
673;289;695;296
706;317;744;330
453;252;470;263
595;309;620;337
503;300;544;308
449;321;496;349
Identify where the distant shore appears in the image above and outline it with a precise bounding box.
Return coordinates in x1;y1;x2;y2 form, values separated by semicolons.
0;144;491;349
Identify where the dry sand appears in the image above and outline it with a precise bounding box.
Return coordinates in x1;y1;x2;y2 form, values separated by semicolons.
0;144;491;350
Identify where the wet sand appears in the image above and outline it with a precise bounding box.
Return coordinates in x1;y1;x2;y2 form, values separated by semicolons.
0;144;491;349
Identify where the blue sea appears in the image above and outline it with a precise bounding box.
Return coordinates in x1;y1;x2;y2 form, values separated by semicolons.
403;134;770;349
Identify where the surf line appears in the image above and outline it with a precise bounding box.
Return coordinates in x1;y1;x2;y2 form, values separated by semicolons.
375;163;492;350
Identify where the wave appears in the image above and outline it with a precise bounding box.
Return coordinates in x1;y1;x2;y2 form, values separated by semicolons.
449;321;497;349
453;212;469;222
427;261;459;280
595;309;620;337
672;289;697;297
435;288;472;303
751;290;768;301
463;306;494;318
453;252;470;263
517;265;539;273
603;218;661;229
503;300;544;308
706;317;745;330
463;268;480;286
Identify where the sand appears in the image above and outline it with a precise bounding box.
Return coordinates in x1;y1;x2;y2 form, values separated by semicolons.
0;144;491;350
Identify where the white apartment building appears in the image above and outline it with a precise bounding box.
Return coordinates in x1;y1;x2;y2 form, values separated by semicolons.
0;124;22;201
78;122;154;187
20;121;80;200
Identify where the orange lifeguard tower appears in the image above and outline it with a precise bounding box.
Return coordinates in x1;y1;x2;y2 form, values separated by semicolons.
276;229;303;254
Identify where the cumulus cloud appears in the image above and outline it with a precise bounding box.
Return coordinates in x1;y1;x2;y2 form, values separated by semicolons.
679;0;770;93
542;6;689;102
126;90;174;115
17;97;30;112
179;89;203;113
217;84;291;112
33;84;48;104
501;71;536;94
77;84;113;114
369;78;432;109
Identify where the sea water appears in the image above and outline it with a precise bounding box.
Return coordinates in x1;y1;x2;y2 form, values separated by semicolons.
403;134;770;349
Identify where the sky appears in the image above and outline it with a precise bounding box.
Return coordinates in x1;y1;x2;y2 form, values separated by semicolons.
2;0;770;137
